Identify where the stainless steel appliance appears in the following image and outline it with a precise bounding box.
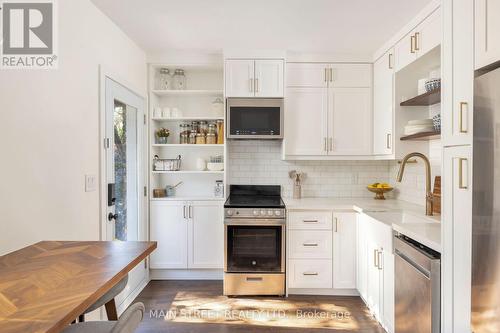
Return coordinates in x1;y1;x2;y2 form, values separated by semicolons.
394;233;441;333
472;65;500;331
223;185;286;296
226;98;284;139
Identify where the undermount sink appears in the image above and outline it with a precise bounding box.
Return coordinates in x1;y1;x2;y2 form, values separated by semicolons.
369;211;440;225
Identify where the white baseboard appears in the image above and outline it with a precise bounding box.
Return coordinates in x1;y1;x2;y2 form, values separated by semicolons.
287;288;359;296
150;269;223;280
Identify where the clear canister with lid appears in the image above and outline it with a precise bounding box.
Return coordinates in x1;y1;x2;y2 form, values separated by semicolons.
206;133;217;144
208;122;217;135
191;121;199;134
195;133;206;144
199;121;208;134
179;123;191;144
173;69;187;90
188;132;197;144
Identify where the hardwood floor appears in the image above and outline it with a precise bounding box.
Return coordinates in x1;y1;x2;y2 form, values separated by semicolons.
133;280;385;333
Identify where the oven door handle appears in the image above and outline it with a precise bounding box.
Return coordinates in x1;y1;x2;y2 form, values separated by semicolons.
224;219;286;226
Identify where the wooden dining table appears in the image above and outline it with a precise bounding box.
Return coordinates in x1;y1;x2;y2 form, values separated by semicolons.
0;241;157;333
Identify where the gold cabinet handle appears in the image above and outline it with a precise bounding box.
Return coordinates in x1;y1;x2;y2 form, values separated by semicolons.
334;217;339;233
303;272;319;276
324;68;328;83
303;243;319;247
324;137;328;152
459;102;468;133
330;68;334;82
329;138;333;152
303;219;319;224
377;250;383;270
410;35;416;54
249;78;253;93
388;53;394;69
374;249;379;268
255;78;259;93
386;133;392;149
459;158;468;189
414;32;420;51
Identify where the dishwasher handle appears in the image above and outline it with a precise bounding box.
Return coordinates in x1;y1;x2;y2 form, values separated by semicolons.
395;248;431;279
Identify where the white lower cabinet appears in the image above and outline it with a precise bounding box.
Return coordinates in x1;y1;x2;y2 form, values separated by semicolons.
287;210;357;291
357;213;395;333
333;212;357;289
150;200;223;270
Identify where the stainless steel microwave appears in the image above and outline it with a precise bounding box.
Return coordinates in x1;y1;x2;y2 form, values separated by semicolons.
227;98;284;139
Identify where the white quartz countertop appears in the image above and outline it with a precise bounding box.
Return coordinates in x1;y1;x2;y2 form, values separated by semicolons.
284;197;441;252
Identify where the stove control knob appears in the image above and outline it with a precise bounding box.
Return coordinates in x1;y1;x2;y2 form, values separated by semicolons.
226;210;233;216
253;210;259;216
275;210;282;216
260;210;266;216
268;210;274;216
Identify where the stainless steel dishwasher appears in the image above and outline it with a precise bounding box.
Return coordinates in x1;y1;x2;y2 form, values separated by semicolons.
394;233;441;333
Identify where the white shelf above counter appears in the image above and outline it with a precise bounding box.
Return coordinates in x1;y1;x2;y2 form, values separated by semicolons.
152;170;225;175
151;89;223;97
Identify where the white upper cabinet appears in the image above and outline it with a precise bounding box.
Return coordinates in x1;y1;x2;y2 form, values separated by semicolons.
442;0;473;146
330;64;372;87
475;0;500;69
284;63;372;158
329;88;372;155
287;63;328;88
394;30;418;72
225;59;284;97
418;8;442;56
187;201;224;269
285;87;329;156
254;60;284;97
394;8;441;72
373;49;395;155
225;59;254;97
333;213;357;289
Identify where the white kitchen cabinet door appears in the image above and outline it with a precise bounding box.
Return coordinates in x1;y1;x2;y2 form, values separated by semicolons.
373;49;394;155
254;60;284;97
284;87;329;156
333;213;357;289
357;214;368;301
187;201;224;269
366;242;382;320
417;8;442;56
286;63;328;88
442;0;474;147
394;30;418;72
150;201;188;269
475;0;500;70
442;146;472;333
382;249;395;333
225;59;254;97
329;88;372;155
330;64;372;88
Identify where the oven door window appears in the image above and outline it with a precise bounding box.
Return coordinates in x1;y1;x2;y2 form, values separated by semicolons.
226;225;282;272
229;107;281;136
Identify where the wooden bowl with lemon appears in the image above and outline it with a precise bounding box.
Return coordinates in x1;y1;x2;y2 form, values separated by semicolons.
367;183;393;200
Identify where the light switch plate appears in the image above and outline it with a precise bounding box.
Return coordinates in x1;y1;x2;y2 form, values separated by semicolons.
85;174;97;192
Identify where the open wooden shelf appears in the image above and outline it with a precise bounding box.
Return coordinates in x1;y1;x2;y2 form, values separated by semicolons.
400;131;441;141
400;88;441;106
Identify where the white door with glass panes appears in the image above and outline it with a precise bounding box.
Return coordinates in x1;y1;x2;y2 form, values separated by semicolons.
104;77;146;311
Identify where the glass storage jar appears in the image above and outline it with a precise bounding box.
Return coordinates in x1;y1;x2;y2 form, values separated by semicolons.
195;133;206;144
199;121;208;134
180;133;189;144
173;69;187;90
191;121;199;134
188;132;197;144
216;120;224;144
206;133;217;144
208;122;217;135
156;68;172;90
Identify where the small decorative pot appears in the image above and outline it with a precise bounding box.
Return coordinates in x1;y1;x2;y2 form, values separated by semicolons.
156;136;168;144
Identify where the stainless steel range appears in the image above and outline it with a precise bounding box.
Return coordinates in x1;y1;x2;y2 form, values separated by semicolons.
223;185;286;296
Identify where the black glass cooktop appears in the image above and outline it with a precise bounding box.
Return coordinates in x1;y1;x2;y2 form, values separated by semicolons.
224;185;285;208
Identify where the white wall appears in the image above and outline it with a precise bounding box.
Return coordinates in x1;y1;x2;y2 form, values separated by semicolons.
0;0;146;255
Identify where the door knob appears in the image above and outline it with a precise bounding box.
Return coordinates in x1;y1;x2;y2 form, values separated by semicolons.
108;213;118;221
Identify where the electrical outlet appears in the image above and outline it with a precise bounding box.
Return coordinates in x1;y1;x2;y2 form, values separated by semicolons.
85;175;97;192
